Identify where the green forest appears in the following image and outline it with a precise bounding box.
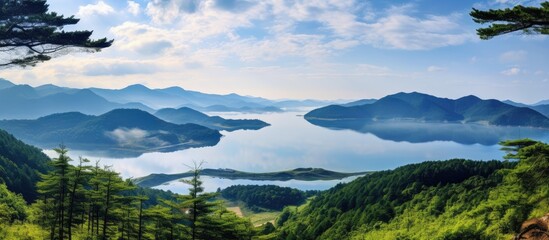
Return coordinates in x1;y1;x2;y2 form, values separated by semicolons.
2;121;549;239
0;128;256;240
273;139;549;239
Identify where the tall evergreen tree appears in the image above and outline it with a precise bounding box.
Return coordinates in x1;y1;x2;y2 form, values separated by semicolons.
36;145;71;240
0;0;112;67
179;162;219;240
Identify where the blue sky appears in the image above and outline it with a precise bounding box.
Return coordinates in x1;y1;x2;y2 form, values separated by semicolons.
2;0;548;103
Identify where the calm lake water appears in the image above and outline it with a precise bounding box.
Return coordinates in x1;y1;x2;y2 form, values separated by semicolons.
45;111;549;194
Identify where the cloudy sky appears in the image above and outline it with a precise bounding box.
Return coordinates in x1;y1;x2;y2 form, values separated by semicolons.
2;0;548;103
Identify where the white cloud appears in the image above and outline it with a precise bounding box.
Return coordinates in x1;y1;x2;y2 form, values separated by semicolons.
110;22;177;56
361;13;474;50
105;128;169;148
501;67;521;76
500;50;527;62
427;66;445;72
77;1;115;17
127;1;140;16
83;61;159;76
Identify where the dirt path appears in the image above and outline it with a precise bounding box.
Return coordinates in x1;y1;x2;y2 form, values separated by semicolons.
227;206;244;217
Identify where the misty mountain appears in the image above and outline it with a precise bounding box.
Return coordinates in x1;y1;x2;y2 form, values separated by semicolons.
502;100;528;107
305;92;549;128
534;100;549;106
0;78;15;89
271;99;341;109
181;104;283;113
0;109;222;157
532;105;549;117
155;107;270;131
90;84;277;110
501;100;549;118
340;99;377;107
0;84;153;119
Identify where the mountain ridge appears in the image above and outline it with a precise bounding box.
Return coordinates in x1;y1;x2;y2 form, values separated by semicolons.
0;109;222;157
305;92;549;128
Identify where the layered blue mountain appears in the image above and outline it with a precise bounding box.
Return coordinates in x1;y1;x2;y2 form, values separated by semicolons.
90;84;280;111
0;78;15;89
0;84;152;119
155;107;269;131
504;100;549;117
0;109;222;158
339;99;377;107
305;92;549;128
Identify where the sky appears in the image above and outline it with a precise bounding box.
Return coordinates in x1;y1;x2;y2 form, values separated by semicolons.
2;0;548;103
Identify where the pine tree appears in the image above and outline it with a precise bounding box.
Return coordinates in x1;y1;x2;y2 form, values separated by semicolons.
470;2;549;39
179;162;219;240
36;145;71;240
0;0;112;67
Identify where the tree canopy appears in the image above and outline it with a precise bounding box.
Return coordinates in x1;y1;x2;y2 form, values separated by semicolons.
470;2;549;39
0;0;112;67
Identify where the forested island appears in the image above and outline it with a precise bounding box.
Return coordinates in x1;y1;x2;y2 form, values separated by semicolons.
134;168;370;188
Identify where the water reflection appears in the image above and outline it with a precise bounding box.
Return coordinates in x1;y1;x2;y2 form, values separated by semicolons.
44;111;549;194
305;118;549;145
153;176;362;195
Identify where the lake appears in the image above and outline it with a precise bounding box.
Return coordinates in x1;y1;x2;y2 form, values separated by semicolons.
45;111;549;194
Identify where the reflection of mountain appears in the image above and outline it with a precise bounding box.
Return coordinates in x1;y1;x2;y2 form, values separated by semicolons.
306;92;549;128
155;107;270;131
0;109;222;158
305;119;549;145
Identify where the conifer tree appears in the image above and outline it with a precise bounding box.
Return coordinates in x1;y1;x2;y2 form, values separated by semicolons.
36;145;71;240
471;2;549;39
0;0;112;67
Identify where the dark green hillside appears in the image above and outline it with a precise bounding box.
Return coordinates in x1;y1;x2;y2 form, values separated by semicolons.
275;140;549;240
155;107;270;131
0;109;222;156
0;129;51;202
221;185;308;211
305;92;549;128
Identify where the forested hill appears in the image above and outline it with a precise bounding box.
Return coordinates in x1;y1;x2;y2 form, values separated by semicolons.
0;129;51;202
274;140;549;239
0;109;222;157
305;92;549;128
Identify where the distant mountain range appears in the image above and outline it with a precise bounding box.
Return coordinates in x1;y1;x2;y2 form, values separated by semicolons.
0;80;152;119
155;107;270;131
0;79;340;120
0;109;222;157
306;92;549;128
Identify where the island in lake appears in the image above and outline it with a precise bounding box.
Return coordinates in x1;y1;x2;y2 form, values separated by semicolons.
304;92;549;145
0;109;222;158
133;168;372;188
155;107;270;131
306;92;549;128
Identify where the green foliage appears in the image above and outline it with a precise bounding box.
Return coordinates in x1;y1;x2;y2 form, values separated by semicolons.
276;140;549;240
276;159;517;239
0;183;27;223
0;128;51;202
221;185;307;211
0;0;112;67
471;2;549;39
